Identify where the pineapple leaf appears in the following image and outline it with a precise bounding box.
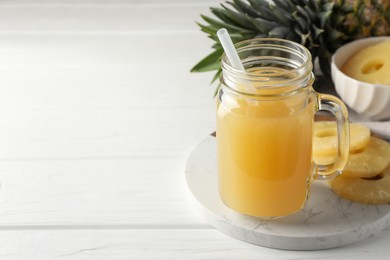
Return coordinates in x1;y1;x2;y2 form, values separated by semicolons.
311;0;321;13
251;17;279;33
272;0;290;11
231;0;262;18
269;26;291;37
269;5;293;26
296;6;310;21
293;13;307;30
248;0;276;21
200;15;251;33
219;4;257;30
319;57;331;77
196;22;217;35
286;31;300;42
323;2;335;12
191;47;224;73
210;7;241;28
327;28;347;42
211;68;222;84
312;24;325;39
303;5;316;21
319;11;332;28
211;6;254;30
213;82;222;98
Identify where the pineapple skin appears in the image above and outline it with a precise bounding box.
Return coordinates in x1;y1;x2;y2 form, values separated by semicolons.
337;0;390;39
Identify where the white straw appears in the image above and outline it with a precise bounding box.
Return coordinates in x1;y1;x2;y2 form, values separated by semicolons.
217;28;245;71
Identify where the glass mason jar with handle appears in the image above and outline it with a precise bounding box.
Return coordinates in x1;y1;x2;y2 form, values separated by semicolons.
217;38;349;218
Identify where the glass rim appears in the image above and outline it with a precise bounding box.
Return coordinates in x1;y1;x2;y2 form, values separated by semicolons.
220;38;313;80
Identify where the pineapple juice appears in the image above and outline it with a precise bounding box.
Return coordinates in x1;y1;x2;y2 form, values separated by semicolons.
217;67;316;218
217;38;349;218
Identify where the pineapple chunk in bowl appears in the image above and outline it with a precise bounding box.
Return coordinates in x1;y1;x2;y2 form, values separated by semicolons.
331;37;390;121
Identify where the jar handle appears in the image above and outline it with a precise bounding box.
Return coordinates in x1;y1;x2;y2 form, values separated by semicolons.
315;94;350;180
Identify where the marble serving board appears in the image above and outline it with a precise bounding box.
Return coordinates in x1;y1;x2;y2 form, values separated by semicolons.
185;135;390;250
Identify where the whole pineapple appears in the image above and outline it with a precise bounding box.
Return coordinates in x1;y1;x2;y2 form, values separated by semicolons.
191;0;390;93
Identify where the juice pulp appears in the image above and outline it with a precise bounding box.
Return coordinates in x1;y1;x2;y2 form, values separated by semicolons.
217;73;316;217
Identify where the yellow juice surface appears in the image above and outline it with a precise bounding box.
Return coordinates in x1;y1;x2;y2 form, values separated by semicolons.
217;83;316;218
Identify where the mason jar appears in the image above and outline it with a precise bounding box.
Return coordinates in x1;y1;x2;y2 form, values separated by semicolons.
217;38;349;218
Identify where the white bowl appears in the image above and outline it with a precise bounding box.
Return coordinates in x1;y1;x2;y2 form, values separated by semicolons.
331;37;390;121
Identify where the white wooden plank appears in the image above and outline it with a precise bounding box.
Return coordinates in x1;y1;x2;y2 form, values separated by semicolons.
0;229;389;259
0;0;219;5
0;66;215;109
0;34;218;159
0;34;213;68
0;67;216;158
0;35;217;158
0;3;216;33
0;158;207;226
0;108;215;159
0;33;217;111
0;33;217;110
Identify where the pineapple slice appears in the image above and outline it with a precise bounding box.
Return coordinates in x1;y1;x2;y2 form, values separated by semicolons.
314;137;390;175
342;137;390;178
313;122;370;156
313;154;336;166
341;41;390;85
328;166;390;205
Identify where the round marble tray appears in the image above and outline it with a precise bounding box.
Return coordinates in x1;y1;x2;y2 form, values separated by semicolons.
185;135;390;250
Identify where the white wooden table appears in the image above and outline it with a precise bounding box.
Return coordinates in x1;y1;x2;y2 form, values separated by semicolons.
0;0;389;258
